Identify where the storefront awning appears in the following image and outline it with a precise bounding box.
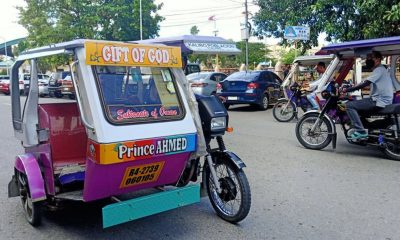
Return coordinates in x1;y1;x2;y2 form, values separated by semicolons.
135;35;241;55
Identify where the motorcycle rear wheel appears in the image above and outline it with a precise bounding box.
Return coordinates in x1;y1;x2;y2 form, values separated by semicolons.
204;160;251;223
273;99;296;122
384;143;400;160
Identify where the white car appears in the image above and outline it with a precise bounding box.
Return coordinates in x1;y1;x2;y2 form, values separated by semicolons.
186;72;227;96
21;73;50;96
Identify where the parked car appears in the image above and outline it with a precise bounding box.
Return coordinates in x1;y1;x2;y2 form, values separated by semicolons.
0;75;10;95
184;63;201;75
0;75;25;95
48;71;73;98
23;74;50;96
216;70;283;110
59;74;76;99
187;72;227;96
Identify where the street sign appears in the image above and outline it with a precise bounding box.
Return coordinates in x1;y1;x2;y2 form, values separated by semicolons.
284;26;310;41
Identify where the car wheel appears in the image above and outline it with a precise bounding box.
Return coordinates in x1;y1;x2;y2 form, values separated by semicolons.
54;92;63;98
259;94;269;110
223;103;230;110
68;94;76;100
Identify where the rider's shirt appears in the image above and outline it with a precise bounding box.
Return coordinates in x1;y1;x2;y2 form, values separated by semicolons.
367;64;393;107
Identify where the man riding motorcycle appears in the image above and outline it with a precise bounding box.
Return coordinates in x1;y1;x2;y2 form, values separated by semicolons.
342;51;394;140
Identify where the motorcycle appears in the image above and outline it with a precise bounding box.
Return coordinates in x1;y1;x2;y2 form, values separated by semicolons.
295;37;400;160
273;55;335;122
273;82;314;122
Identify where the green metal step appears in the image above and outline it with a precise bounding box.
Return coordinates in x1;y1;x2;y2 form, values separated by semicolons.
102;184;200;228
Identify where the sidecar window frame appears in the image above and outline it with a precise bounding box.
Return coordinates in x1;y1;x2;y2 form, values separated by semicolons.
92;65;186;125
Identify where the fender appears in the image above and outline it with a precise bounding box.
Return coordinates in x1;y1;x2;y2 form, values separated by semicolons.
277;98;298;110
10;153;46;202
210;150;246;170
303;110;337;149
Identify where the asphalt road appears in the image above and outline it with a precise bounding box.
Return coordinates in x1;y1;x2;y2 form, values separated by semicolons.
0;94;399;240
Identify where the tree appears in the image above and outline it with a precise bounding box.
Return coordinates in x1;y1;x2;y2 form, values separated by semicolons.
280;48;301;65
311;0;400;41
17;0;164;69
190;25;200;35
253;0;321;54
253;0;400;52
235;41;272;68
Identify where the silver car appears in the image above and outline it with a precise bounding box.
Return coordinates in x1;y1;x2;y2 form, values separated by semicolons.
187;72;227;96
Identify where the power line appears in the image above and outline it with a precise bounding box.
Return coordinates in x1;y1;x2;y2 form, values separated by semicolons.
162;9;243;24
160;15;244;28
162;5;243;17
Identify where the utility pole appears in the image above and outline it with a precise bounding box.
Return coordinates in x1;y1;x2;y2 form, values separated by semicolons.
140;0;143;40
244;0;249;71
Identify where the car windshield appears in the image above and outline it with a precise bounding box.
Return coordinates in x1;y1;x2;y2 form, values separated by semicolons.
38;74;49;80
225;71;260;81
94;66;184;124
186;72;210;81
23;75;31;81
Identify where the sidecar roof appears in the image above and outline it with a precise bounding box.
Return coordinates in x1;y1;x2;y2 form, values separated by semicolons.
292;54;335;66
321;36;400;57
17;39;85;60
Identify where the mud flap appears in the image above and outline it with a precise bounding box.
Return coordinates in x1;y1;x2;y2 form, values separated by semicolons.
332;132;337;149
102;184;200;228
8;175;19;198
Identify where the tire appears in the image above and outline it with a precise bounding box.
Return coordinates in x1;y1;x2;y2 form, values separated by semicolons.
384;143;400;161
383;125;400;160
54;91;63;98
223;103;230;110
273;99;296;122
295;112;333;150
205;159;251;223
68;94;76;100
258;94;269;110
17;172;42;226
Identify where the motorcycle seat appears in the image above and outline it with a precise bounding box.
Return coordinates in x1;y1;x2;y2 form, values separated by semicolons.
374;104;400;115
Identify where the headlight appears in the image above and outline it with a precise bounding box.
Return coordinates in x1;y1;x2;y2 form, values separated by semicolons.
210;117;226;131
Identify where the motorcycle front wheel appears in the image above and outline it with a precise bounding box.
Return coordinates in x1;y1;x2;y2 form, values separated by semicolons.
204;160;251;223
296;112;333;150
272;99;296;122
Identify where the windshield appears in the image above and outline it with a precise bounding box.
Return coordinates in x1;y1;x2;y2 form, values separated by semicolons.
225;71;260;81
186;72;210;81
94;66;184;124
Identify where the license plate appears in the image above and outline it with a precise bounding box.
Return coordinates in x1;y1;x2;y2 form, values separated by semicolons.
227;96;238;100
120;161;165;188
64;87;69;91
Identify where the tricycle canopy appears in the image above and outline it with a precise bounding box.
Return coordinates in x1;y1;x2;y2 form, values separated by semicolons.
11;39;207;156
315;36;400;93
282;54;335;88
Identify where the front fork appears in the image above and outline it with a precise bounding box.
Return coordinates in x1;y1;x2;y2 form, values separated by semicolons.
205;136;226;193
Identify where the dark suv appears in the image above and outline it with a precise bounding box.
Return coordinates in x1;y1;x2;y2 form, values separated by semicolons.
48;71;72;98
216;70;283;110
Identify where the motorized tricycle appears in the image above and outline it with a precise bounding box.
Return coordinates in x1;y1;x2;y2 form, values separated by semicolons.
7;40;251;228
295;36;400;160
273;55;335;122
